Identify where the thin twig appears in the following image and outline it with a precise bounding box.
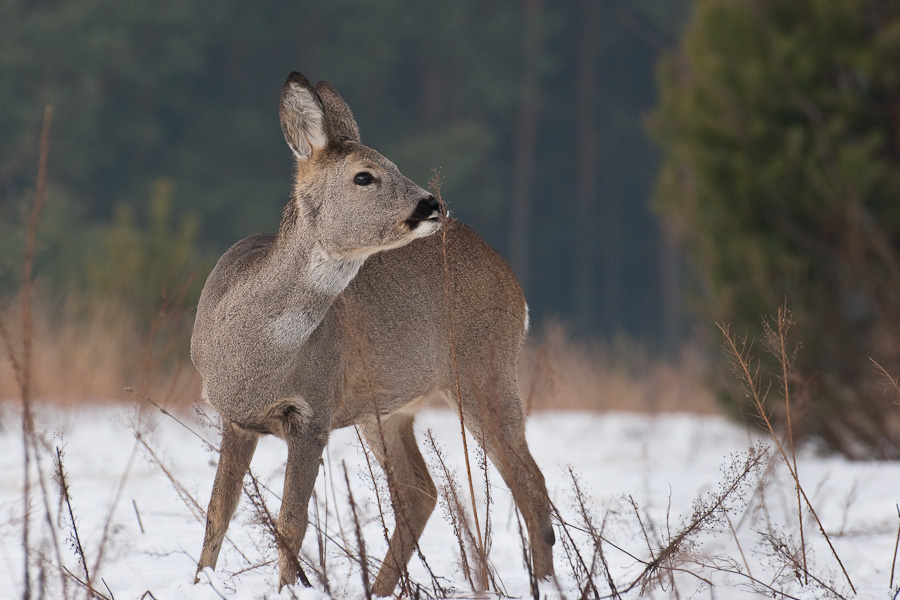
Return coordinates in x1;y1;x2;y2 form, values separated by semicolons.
424;429;475;589
92;441;141;577
569;468;616;599
243;472;312;588
132;500;145;535
101;578;116;600
6;104;53;600
723;510;752;582
720;322;856;593
54;446;94;595
621;446;764;595
431;170;484;555
61;567;111;600
342;461;372;600
872;359;900;406
763;306;807;583
549;500;601;597
891;504;900;589
128;389;217;451
310;491;330;594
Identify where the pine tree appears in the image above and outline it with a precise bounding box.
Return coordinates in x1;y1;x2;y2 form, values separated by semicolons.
653;0;900;457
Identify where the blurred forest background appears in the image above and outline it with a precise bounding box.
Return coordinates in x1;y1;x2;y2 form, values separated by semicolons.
0;0;691;345
3;0;900;457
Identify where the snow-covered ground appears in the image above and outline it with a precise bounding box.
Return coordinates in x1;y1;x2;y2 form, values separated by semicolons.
1;404;898;599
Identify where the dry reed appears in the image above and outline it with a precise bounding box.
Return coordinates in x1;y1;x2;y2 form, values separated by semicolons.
519;320;717;414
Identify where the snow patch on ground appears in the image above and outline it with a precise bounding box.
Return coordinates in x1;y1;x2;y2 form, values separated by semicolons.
1;404;898;599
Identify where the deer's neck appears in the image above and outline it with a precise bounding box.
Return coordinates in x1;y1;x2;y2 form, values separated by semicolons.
255;229;364;349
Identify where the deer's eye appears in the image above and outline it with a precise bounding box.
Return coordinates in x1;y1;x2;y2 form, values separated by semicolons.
353;172;375;186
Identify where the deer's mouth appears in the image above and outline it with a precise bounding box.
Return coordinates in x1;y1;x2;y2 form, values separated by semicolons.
407;215;441;229
405;195;444;231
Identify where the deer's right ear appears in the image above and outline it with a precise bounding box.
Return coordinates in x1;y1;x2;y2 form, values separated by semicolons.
280;72;328;161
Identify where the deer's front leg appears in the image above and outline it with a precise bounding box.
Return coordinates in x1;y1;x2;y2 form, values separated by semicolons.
196;419;259;582
277;408;329;590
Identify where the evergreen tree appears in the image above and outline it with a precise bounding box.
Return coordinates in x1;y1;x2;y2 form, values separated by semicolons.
653;0;900;457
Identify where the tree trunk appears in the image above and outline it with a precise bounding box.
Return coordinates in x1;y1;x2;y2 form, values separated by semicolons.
573;0;600;333
660;220;683;355
509;0;543;296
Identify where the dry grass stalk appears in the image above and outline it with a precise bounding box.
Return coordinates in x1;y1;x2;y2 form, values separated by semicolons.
23;427;70;599
310;490;330;594
519;321;717;414
511;509;539;600
549;500;600;598
762;305;807;582
244;472;313;588
478;439;493;569
621;446;765;595
342;461;372;600
722;509;752;582
0;104;53;600
52;445;98;599
423;429;476;589
59;568;111;600
423;424;504;595
350;424;393;546
760;528;850;599
464;359;510;594
872;359;900;407
568;468;618;599
869;363;900;590
891;503;900;591
684;555;805;600
130;390;216;452
719;320;856;594
132;500;145;535
324;447;347;544
90;442;139;582
430;170;485;556
19;105;52;409
134;433;205;523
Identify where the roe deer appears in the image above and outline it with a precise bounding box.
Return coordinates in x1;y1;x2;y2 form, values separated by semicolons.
191;72;554;595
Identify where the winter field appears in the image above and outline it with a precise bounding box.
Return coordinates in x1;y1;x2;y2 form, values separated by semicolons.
2;402;899;600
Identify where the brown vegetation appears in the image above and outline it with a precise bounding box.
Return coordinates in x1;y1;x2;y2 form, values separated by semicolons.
519;320;717;415
0;301;715;417
0;296;200;407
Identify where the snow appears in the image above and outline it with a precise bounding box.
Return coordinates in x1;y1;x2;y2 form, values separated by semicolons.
1;404;899;599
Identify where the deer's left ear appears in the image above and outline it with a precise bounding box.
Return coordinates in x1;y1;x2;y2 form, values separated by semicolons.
315;81;360;144
280;72;328;161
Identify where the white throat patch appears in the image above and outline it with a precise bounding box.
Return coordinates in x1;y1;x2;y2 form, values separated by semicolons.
308;248;364;295
269;310;316;347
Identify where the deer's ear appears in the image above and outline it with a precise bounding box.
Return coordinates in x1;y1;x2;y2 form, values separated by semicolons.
280;72;328;161
315;81;360;144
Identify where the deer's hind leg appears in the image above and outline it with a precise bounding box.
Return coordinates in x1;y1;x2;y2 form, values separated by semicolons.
454;375;555;580
197;418;259;581
360;411;438;597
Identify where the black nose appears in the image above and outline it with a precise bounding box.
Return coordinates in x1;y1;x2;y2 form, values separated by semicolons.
408;195;442;224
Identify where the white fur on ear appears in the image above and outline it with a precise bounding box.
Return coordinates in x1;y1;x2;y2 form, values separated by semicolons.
280;77;328;161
